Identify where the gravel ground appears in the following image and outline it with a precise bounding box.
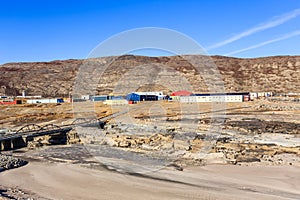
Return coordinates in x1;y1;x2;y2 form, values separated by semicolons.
0;185;47;200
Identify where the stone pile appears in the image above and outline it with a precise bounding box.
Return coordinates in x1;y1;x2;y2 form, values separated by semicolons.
0;154;28;172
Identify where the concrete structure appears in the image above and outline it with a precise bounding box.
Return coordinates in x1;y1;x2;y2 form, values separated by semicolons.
0;136;26;151
0;126;72;151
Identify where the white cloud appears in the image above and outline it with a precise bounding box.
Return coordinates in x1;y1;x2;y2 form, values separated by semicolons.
207;9;300;50
224;30;300;56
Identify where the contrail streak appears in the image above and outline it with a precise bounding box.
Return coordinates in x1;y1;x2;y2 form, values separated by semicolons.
224;30;300;56
207;9;300;50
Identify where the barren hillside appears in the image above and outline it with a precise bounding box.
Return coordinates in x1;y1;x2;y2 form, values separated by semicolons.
0;55;299;97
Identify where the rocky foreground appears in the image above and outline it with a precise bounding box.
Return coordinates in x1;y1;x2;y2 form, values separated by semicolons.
0;98;299;199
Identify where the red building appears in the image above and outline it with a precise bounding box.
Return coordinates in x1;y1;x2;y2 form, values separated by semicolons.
0;100;16;105
171;90;192;96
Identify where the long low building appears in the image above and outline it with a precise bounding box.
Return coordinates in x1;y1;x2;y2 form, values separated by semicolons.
27;98;64;104
126;93;161;101
103;99;128;105
180;93;250;103
134;91;165;100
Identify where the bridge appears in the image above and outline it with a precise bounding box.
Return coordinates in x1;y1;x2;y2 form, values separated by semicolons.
0;114;115;151
0;124;73;151
0;102;149;151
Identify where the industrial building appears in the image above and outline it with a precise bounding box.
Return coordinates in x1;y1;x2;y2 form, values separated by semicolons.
26;98;64;104
249;92;273;100
103;99;128;105
180;92;250;103
170;90;192;101
134;91;165;100
91;95;108;102
91;95;125;102
171;90;192;96
126;93;159;102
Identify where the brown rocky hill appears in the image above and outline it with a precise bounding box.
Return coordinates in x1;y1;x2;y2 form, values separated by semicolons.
0;55;299;97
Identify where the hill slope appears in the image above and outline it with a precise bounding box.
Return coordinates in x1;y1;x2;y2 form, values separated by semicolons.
0;55;299;97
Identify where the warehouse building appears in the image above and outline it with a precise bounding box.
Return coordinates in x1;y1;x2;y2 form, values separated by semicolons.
170;90;192;101
250;92;273;100
26;98;64;104
180;92;250;103
104;99;128;105
126;93;159;102
134;91;165;100
91;95;108;102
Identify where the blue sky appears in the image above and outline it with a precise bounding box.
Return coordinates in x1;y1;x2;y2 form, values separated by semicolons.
0;0;300;64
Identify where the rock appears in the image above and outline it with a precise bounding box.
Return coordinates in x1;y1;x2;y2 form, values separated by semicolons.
104;137;118;147
202;153;226;164
236;155;260;163
118;140;131;148
166;127;176;133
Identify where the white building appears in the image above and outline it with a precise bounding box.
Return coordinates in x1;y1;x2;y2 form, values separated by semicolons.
104;99;128;105
134;91;165;100
180;95;244;103
81;95;90;100
250;92;258;100
250;92;273;100
26;98;61;104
